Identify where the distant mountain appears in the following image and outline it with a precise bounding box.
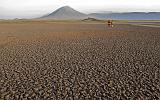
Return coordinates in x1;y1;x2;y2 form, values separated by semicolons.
41;6;88;20
89;12;160;20
40;6;160;20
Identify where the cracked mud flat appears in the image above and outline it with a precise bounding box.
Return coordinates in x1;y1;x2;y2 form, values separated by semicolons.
0;22;160;99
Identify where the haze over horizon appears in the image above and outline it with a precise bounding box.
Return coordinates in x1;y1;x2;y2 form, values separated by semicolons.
0;0;160;19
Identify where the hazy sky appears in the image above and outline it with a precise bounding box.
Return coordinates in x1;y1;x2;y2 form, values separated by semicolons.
0;0;160;19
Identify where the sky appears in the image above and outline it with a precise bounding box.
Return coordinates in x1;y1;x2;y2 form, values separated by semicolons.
0;0;160;19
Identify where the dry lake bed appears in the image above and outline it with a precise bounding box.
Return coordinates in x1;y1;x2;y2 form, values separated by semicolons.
0;20;160;99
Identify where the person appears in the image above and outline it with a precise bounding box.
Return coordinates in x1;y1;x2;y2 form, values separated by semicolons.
107;20;114;27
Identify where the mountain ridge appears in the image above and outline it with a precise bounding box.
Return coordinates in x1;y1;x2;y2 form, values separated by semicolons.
89;12;160;20
40;6;160;20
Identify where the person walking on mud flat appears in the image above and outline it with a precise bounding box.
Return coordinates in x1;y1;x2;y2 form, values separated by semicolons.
107;20;114;27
